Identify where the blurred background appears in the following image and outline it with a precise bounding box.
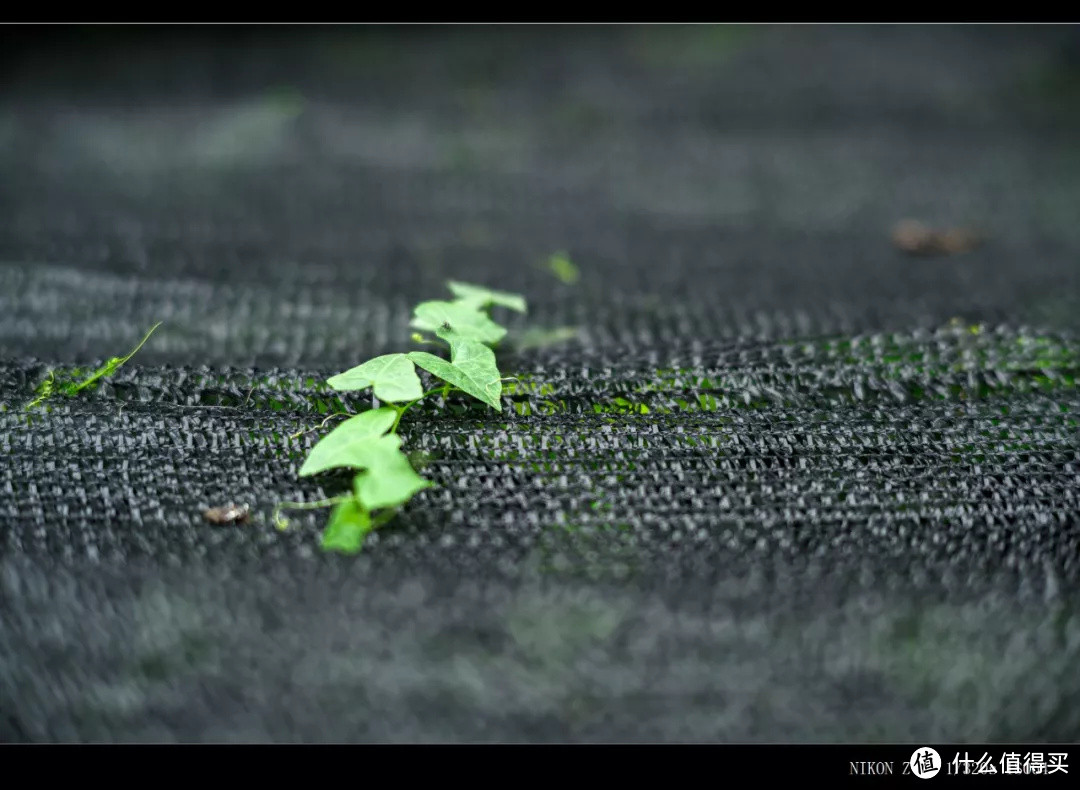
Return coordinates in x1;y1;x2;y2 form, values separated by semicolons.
3;25;1080;365
1;24;1079;743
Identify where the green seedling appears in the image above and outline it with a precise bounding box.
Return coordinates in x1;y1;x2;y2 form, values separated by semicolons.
275;281;528;553
26;322;162;410
545;251;579;285
512;325;580;351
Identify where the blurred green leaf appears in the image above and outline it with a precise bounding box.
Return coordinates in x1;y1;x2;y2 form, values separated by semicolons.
321;499;371;554
410;300;507;346
447;280;527;313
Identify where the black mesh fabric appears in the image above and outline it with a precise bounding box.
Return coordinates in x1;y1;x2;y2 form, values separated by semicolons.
2;25;1080;742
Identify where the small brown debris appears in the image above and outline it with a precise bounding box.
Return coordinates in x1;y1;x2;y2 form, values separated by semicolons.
891;220;982;256
203;503;250;525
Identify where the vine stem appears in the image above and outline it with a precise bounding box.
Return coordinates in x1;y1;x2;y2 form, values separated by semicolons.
273;497;402;533
390;386;460;434
69;322;163;396
273;496;352;530
289;411;350;440
25;370;56;410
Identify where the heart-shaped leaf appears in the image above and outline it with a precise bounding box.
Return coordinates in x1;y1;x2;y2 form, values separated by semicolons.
410;300;507;346
446;281;527;313
299;407;398;477
353;447;432;511
408;328;502;411
326;354;423;403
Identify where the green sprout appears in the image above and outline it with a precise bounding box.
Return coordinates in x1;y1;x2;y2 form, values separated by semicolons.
26;322;163;410
513;325;580;351
275;281;527;553
545;251;580;285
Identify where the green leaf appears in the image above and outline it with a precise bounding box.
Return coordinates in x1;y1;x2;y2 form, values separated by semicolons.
353;446;432;510
27;322;163;408
321;498;371;553
326;354;424;403
410;300;507;346
408;328;503;411
545;251;579;285
446;281;527;313
299;407;398;477
513;325;579;351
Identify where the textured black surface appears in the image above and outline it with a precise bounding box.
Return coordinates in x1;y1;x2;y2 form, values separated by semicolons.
2;25;1080;742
